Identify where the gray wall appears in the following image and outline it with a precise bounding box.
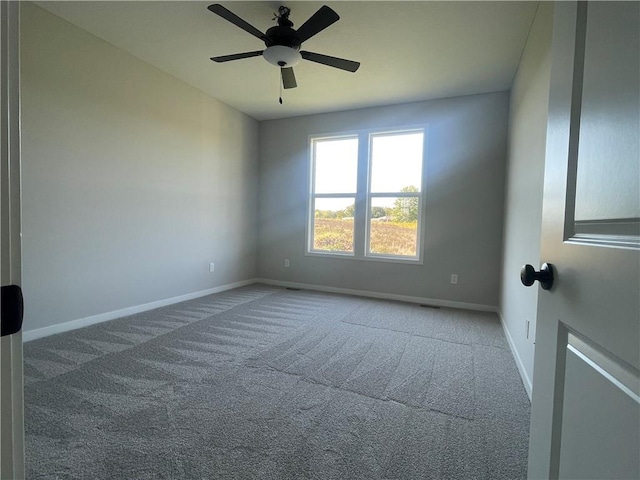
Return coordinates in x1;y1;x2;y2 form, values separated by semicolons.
258;92;509;307
500;3;553;394
20;3;259;333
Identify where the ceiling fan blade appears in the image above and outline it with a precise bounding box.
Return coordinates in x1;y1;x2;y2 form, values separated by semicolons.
300;51;360;73
295;5;340;43
281;67;297;89
210;50;264;63
207;4;265;41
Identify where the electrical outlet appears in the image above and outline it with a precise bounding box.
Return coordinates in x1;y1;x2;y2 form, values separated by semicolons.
209;262;215;273
284;259;290;268
450;274;458;285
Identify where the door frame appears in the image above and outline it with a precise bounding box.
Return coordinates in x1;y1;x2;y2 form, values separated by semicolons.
0;1;25;478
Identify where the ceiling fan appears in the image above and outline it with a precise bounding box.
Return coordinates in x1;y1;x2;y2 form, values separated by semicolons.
207;3;361;90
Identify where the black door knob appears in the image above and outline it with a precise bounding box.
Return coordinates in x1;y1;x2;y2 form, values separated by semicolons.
520;263;554;290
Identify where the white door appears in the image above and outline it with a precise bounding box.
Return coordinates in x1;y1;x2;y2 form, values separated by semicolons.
0;1;25;479
527;2;639;479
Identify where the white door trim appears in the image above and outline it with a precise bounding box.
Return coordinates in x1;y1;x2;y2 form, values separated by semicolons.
0;1;25;478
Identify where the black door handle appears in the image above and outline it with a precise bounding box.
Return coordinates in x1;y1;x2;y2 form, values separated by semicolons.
520;263;554;290
1;284;24;337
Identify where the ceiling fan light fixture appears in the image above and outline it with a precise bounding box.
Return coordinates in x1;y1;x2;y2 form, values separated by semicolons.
263;45;301;68
208;4;361;90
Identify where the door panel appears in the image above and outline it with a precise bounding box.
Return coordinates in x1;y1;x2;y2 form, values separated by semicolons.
558;332;639;479
528;2;640;479
573;3;639;224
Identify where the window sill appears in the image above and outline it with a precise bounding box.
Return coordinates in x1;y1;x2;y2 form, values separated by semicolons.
305;250;423;265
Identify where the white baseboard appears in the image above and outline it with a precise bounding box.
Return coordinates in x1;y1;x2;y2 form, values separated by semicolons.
255;277;497;312
23;279;258;342
496;309;533;400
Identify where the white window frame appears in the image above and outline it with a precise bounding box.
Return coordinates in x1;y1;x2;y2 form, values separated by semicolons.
365;129;425;262
307;134;359;257
306;127;427;264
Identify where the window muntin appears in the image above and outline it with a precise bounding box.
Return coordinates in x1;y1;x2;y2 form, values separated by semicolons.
308;128;425;262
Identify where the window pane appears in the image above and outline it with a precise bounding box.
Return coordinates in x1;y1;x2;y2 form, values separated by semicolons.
314;137;358;194
370;132;423;193
313;197;355;253
368;197;418;257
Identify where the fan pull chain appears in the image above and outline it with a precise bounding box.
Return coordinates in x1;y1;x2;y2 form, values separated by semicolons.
279;72;283;105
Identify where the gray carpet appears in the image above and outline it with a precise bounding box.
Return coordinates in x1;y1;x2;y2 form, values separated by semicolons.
24;284;530;479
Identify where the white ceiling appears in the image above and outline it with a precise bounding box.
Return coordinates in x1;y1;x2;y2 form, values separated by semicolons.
35;1;539;121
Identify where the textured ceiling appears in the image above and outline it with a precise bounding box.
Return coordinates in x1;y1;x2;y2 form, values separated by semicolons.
35;1;538;121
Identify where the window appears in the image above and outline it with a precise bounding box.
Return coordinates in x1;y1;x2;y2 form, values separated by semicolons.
308;128;425;262
309;136;358;254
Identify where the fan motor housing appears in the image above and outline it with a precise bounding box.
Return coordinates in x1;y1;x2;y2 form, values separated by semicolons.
264;26;301;48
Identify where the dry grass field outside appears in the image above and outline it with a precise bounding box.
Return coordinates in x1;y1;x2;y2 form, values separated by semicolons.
313;218;418;256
